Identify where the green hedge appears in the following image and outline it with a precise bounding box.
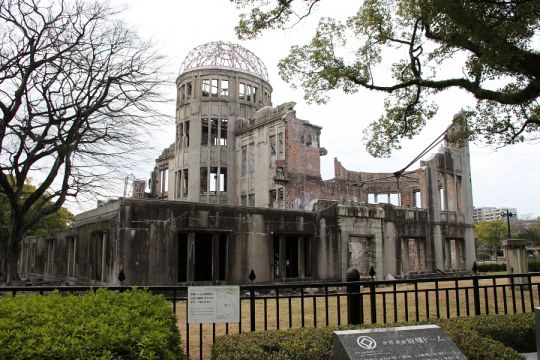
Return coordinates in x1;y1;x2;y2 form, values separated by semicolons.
477;259;540;272
477;262;507;272
212;314;534;360
440;313;535;353
0;289;185;359
529;259;540;271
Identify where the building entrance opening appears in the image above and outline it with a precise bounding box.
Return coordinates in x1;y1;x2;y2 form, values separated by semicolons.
194;233;213;281
273;236;280;279
178;232;228;283
285;236;298;278
273;234;304;279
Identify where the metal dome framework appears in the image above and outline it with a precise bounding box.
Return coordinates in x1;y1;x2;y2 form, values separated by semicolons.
180;41;269;81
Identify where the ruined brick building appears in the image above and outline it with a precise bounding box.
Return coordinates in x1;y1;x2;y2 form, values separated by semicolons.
19;42;475;285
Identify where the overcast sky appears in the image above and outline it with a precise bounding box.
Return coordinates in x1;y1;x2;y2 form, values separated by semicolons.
93;0;540;218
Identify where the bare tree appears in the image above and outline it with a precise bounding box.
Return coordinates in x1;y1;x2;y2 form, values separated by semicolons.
0;0;167;282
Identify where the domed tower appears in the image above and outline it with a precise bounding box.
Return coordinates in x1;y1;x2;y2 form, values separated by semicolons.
153;42;273;204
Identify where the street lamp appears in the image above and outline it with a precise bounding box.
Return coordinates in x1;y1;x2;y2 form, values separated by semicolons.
500;209;515;239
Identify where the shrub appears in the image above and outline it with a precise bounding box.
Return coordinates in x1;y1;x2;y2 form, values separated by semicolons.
439;313;535;353
0;289;185;359
477;259;540;273
212;314;533;360
528;259;540;272
477;261;506;272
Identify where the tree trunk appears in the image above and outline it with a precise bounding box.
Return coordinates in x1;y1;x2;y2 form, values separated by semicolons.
5;220;23;284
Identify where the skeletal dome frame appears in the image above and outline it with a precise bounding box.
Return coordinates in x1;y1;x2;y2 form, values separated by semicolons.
179;41;269;81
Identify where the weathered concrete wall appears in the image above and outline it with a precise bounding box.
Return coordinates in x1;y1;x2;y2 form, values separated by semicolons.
20;195;472;285
21;198;341;286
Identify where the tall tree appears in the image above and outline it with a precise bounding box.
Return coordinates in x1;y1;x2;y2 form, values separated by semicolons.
475;220;507;258
0;0;166;283
232;0;540;157
513;219;540;245
0;179;74;279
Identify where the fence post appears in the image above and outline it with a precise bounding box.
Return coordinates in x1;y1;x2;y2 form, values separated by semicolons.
250;286;256;332
347;268;361;325
369;266;377;324
472;262;481;316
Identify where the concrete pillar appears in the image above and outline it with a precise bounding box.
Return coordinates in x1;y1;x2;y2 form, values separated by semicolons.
382;222;397;278
504;239;528;284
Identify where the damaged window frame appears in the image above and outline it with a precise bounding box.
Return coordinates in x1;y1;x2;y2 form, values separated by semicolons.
248;142;255;174
239;82;245;100
241;145;247;176
211;79;219;97
202;79;211;97
269;134;276;168
220;118;228;146
201;118;209;145
183;169;189;196
221;79;229;97
186;81;192;99
211;118;219;146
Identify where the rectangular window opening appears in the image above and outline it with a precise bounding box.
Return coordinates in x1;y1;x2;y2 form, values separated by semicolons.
278;132;284;159
202;79;210;97
246;85;252;102
220;118;228;146
248;142;255;174
221;80;229;97
248;193;255;207
211;118;219;146
201;118;209;145
210;167;218;192
220;168;227;192
269;135;276;167
390;193;399;206
175;171;181;198
177;123;183;148
180;84;185;100
241;195;247;206
413;191;421;208
160;168;168;194
211;79;218;97
200;167;208;193
368;193;376;204
269;189;276;208
183;169;189;196
439;187;446;211
187;82;192;98
239;83;245;100
185;121;190;147
241;145;247;176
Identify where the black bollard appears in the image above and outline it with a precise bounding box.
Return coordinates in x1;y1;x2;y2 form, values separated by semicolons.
346;268;361;325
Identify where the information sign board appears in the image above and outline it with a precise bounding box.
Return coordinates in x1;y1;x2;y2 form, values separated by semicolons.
333;325;467;360
187;286;240;324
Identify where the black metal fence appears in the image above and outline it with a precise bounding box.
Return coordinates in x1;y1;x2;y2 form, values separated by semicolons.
2;272;540;359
